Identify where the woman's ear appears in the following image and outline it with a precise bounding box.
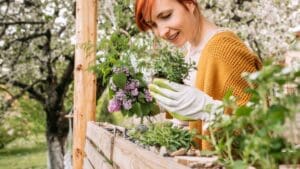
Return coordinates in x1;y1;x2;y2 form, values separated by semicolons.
183;1;196;14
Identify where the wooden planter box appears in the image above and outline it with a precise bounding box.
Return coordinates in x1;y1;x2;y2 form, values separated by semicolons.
83;122;299;169
83;122;213;169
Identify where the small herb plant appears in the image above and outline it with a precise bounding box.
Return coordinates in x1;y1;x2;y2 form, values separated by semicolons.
153;47;196;83
208;61;300;169
92;32;131;86
128;122;196;152
108;65;160;120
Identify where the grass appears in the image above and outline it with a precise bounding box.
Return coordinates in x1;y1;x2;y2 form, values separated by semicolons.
0;134;47;169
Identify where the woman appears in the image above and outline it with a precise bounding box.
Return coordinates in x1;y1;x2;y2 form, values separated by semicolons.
135;0;262;150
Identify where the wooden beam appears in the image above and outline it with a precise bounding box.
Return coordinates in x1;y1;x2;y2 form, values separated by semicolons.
73;0;98;168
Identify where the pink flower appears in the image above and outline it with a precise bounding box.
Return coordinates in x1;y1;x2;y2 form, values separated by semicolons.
144;89;153;102
115;90;126;101
122;99;132;110
131;88;139;96
108;98;121;112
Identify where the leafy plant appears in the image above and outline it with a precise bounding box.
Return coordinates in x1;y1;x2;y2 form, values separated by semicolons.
208;61;300;168
153;47;196;83
128;122;196;152
107;65;160;122
92;32;131;86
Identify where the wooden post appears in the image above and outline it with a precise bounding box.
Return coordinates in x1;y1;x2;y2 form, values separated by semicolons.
73;0;97;168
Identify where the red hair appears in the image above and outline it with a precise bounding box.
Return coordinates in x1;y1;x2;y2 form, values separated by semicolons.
135;0;199;32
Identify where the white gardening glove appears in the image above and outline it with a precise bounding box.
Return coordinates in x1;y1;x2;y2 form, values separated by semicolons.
148;78;223;122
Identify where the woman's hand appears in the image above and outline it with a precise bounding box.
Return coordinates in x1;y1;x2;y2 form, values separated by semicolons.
149;78;223;122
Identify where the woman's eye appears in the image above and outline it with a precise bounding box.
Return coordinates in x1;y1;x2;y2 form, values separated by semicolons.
161;13;171;19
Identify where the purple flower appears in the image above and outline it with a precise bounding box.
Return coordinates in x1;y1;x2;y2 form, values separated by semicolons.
108;98;121;112
122;99;132;110
131;88;139;96
115;90;126;101
133;79;140;87
125;81;136;90
144;89;153;102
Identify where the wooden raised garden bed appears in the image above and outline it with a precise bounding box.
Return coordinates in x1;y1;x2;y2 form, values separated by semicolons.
83;122;221;169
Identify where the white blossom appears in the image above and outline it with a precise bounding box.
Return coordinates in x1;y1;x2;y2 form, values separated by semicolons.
198;0;300;60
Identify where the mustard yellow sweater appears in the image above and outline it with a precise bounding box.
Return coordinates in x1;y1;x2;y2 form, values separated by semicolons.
189;31;262;150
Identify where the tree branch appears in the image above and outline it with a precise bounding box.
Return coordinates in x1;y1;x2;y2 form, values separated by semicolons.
0;21;45;26
56;54;74;96
4;32;48;50
0;85;13;97
0;79;46;104
0;0;12;6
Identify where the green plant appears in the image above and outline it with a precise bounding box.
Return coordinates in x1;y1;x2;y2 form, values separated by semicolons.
128;122;196;151
0;97;45;149
208;61;300;169
153;47;196;83
92;32;132;86
107;65;160;123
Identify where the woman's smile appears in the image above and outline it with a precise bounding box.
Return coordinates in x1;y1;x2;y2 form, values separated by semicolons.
167;31;180;43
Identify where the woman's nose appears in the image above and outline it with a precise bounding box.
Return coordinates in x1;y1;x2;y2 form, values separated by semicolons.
157;26;170;39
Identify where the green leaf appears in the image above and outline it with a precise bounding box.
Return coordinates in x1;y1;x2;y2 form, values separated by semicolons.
150;104;160;116
112;73;127;89
235;106;252;117
108;88;115;99
231;160;248;169
130;102;142;117
140;103;151;116
138;93;146;103
267;105;288;124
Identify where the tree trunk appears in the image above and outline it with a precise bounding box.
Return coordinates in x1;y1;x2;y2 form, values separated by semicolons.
46;132;67;169
44;78;70;168
45;106;69;169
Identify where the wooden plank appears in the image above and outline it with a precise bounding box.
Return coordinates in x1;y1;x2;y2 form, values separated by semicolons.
85;139;113;169
86;122;114;160
112;136;190;169
173;156;218;166
73;0;98;168
83;158;94;169
279;165;300;169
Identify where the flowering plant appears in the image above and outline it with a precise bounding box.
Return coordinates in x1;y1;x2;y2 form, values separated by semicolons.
107;66;160;118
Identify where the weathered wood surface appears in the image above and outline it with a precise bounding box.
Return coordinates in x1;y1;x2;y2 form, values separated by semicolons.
83;158;94;169
279;165;300;169
85;122;300;169
84;139;113;169
112;135;190;169
86;122;190;169
174;156;218;166
86;122;114;160
73;0;98;168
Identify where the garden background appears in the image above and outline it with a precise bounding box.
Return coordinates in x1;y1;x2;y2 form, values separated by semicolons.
0;0;299;169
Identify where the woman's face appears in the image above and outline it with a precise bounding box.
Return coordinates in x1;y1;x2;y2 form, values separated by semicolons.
147;0;197;47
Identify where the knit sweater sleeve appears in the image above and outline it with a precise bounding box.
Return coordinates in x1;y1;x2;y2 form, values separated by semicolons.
205;32;262;107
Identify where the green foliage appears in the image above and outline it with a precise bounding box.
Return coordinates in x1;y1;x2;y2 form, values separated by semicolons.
209;61;300;168
108;65;160;120
18;98;46;134
92;32;131;86
153;47;196;83
128;122;196;151
0;134;46;169
96;86;114;123
0;97;45;149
